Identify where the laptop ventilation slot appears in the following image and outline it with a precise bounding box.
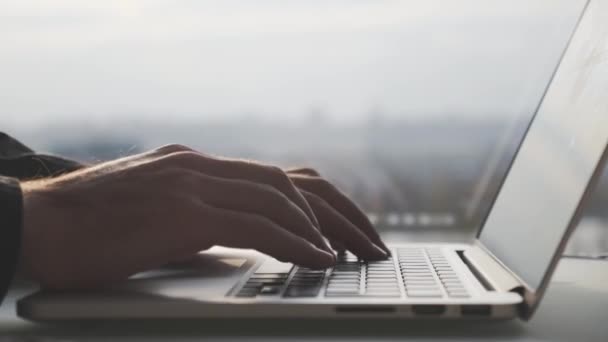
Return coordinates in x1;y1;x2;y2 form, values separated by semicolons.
456;250;494;291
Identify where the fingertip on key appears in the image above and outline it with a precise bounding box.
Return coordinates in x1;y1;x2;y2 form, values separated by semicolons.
318;250;337;268
378;241;391;256
370;244;390;260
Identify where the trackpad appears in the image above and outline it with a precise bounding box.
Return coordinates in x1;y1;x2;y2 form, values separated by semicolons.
119;247;263;301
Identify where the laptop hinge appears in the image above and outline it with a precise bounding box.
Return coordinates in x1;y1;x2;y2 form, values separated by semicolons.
462;243;525;294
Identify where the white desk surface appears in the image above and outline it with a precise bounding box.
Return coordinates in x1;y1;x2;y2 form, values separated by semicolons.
0;257;607;341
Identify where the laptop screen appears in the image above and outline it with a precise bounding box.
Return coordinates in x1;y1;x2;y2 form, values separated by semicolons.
479;0;608;291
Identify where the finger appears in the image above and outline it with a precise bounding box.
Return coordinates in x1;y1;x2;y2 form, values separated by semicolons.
207;206;335;269
158;151;321;236
177;169;333;256
286;167;321;177
330;240;346;253
289;175;391;255
300;190;387;260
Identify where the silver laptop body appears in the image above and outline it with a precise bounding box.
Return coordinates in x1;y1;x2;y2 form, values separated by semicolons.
17;0;608;322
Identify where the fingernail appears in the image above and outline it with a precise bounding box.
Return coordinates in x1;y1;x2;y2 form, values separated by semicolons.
378;241;391;255
373;244;389;258
322;238;336;259
328;249;337;262
320;250;337;265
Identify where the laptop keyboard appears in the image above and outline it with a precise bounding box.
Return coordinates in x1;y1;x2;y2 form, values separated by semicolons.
235;248;470;299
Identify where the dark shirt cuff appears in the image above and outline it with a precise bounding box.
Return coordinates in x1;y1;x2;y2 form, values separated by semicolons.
0;176;22;305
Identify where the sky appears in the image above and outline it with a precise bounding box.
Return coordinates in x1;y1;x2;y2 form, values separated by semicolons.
0;0;587;128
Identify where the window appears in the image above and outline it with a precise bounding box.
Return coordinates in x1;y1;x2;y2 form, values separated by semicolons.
2;0;604;254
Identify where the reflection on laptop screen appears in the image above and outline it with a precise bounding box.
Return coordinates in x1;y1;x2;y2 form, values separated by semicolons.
480;0;608;290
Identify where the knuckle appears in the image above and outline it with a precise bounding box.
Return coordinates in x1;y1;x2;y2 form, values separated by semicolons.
305;191;324;205
162;167;199;187
265;165;292;187
315;177;335;191
314;178;340;198
155;144;193;155
265;165;284;176
300;167;321;176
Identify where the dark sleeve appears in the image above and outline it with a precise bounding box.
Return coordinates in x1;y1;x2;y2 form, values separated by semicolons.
0;176;23;306
0;132;85;180
0;132;85;305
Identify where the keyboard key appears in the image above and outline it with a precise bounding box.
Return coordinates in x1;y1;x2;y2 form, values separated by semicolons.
328;282;359;287
366;292;401;297
368;263;396;267
438;274;459;279
251;275;287;280
367;274;397;279
406;287;441;293
326;293;360;297
329;278;359;282
292;273;324;277
367;272;396;275
332;271;360;275
403;276;435;281
329;279;359;284
328;283;359;287
403;271;432;275
367;278;398;283
368;281;398;285
404;277;436;282
326;288;360;294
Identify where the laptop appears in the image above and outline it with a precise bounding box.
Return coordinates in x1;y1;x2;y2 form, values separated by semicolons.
17;0;608;322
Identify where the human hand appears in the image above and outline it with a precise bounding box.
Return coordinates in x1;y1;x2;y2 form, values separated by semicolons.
286;168;390;257
19;145;386;289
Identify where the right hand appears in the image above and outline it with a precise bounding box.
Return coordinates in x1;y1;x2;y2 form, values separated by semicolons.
20;144;386;289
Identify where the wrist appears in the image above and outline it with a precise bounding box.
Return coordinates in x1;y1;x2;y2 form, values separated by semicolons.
19;181;52;281
0;177;24;301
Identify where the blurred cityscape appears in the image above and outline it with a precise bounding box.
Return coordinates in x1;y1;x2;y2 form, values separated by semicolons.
3;0;602;256
11;116;608;257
